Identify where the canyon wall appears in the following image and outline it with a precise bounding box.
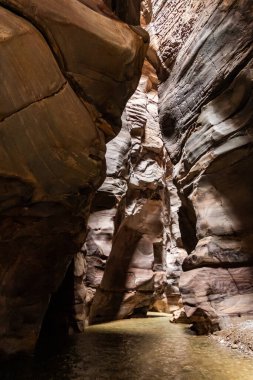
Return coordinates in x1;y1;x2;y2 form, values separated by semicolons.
84;5;187;325
1;0;253;357
87;0;253;333
88;61;166;324
151;0;253;333
87;59;187;324
0;0;147;355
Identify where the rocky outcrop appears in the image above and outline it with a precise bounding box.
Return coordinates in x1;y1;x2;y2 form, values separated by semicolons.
152;0;253;332
0;1;147;355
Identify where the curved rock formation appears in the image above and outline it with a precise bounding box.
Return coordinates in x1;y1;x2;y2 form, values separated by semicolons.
152;0;253;332
87;59;167;324
86;55;186;323
0;0;147;355
1;0;253;357
63;0;253;334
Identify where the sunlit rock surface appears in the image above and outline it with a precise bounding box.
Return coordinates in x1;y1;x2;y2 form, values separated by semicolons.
87;60;166;324
87;55;186;324
152;0;253;332
0;0;147;355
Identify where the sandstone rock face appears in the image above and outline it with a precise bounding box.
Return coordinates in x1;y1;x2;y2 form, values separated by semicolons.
1;0;252;354
78;2;190;326
85;55;187;324
87;60;168;324
0;0;148;132
152;0;253;332
0;1;147;355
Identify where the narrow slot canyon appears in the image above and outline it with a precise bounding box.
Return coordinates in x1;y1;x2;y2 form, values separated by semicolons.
1;1;253;379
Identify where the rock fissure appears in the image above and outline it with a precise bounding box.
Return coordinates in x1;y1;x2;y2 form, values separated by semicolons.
0;81;68;124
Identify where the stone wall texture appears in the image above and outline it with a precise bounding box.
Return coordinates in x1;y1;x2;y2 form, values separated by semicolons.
84;0;253;333
152;0;253;333
85;3;187;325
0;0;147;355
1;0;253;358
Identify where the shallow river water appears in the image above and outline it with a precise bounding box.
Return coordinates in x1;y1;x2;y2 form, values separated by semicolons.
1;313;253;380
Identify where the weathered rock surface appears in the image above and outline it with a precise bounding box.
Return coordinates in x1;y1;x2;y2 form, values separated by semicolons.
87;60;168;323
152;0;253;332
104;0;142;25
72;0;253;332
86;55;186;324
77;2;189;325
0;1;147;355
0;0;148;132
2;0;252;352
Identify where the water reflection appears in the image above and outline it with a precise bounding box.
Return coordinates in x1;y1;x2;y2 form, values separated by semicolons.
1;313;253;380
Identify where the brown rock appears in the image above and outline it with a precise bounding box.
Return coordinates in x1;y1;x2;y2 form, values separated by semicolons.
88;56;184;324
0;0;146;355
180;267;253;333
0;0;148;131
153;0;253;331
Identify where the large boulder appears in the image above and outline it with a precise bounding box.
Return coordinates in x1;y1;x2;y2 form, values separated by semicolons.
0;0;147;355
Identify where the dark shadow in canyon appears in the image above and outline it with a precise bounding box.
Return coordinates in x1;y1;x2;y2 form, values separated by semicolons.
178;200;197;256
36;260;76;350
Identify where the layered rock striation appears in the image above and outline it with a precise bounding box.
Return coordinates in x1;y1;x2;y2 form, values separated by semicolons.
86;57;186;323
152;0;253;332
64;0;253;333
86;60;168;324
0;0;147;355
1;0;253;354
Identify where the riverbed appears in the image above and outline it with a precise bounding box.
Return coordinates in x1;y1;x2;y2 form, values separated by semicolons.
1;313;253;380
